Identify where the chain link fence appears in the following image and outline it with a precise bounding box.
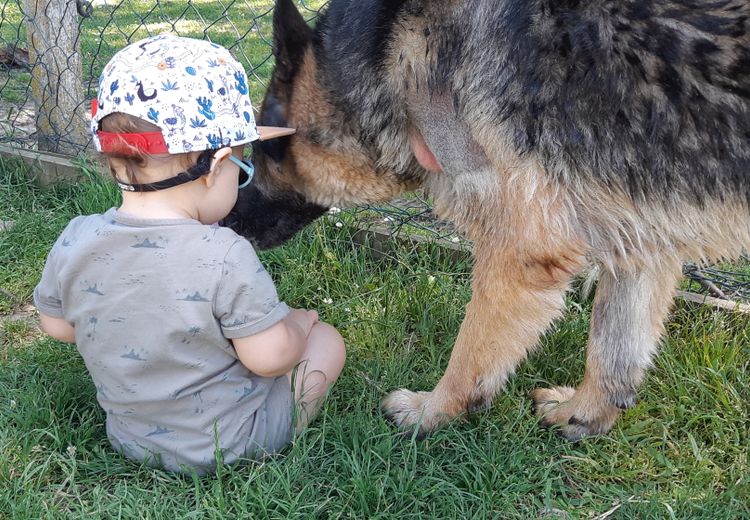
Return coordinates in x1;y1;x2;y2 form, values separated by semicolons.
683;259;750;304
1;0;748;305
0;0;326;154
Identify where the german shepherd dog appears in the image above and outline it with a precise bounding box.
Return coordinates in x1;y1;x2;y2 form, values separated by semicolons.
225;0;750;440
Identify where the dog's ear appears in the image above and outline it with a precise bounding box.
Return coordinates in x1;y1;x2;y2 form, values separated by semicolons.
257;92;290;163
273;0;314;83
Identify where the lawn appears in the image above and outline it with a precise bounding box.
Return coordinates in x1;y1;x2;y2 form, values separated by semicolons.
1;0;749;517
1;157;749;519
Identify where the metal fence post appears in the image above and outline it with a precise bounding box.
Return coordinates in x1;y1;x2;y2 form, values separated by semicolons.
23;0;89;156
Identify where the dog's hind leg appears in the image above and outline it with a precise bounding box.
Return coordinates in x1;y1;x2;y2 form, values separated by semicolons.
531;260;681;440
382;239;584;436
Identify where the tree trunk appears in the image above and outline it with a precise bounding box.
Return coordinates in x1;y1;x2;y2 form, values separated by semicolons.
24;0;88;156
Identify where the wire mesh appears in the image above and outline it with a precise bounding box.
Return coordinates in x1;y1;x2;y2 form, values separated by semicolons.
0;0;326;153
684;257;750;304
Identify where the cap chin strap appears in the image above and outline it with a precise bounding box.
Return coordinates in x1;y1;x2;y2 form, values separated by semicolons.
115;168;208;192
115;149;213;192
115;153;255;192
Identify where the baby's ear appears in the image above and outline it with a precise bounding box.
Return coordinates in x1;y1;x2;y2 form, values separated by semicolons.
205;147;234;187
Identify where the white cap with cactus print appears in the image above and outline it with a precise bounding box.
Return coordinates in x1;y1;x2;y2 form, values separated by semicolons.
91;33;294;155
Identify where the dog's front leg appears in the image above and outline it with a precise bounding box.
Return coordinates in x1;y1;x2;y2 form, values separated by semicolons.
531;261;681;440
382;240;584;436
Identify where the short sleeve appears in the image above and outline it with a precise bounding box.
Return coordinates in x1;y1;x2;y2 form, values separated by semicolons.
215;238;289;339
33;227;71;319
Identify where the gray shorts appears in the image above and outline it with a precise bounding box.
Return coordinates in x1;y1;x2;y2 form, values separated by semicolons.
245;374;294;458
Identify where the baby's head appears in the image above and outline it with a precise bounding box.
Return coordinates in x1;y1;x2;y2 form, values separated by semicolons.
91;34;294;193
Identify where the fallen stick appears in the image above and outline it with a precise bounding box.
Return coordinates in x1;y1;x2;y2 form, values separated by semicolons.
675;290;750;314
687;269;729;300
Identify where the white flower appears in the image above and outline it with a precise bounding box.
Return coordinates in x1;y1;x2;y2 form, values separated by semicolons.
335;222;343;228
317;286;323;292
322;297;333;305
9;399;16;408
344;307;351;313
427;275;436;284
382;217;392;222
66;445;77;457
328;207;341;214
451;236;460;243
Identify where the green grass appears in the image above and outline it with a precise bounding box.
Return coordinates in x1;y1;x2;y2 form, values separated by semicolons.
1;3;748;516
1;162;749;518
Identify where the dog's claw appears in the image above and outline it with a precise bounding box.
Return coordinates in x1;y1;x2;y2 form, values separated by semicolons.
531;386;620;441
567;415;585;426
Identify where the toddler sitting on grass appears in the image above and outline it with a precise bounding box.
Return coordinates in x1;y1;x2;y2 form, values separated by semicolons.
34;34;346;475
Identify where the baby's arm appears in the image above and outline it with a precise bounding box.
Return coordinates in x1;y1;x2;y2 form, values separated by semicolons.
232;309;318;377
39;313;76;343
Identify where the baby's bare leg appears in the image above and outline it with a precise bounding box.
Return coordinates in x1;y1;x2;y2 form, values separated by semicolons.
287;321;346;433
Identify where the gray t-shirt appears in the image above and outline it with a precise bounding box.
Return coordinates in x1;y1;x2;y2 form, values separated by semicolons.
34;208;292;474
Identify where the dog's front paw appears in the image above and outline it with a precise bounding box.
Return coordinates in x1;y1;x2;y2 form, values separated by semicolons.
530;386;621;441
381;389;455;438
